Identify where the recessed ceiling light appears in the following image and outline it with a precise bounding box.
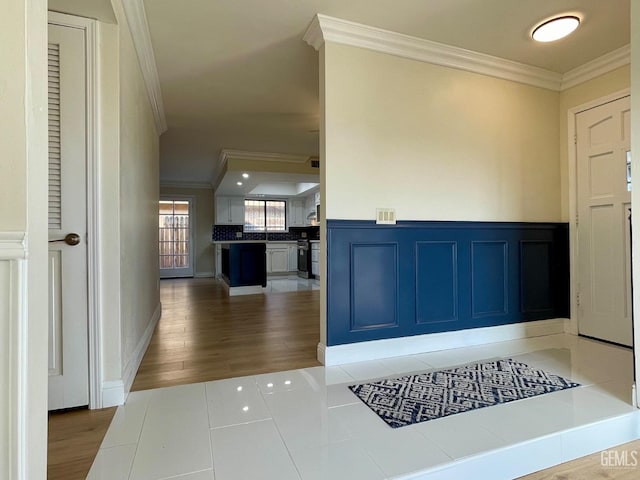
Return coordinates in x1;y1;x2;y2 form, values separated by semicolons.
237;181;243;186
532;16;580;42
242;173;249;179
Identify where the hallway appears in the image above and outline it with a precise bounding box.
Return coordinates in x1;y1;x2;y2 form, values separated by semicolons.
47;278;321;479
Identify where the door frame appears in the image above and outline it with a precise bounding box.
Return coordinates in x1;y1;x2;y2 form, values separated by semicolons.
567;88;630;336
567;88;637;406
48;12;103;409
159;195;196;278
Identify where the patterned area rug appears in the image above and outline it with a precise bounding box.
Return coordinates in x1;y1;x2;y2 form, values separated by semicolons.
348;358;580;428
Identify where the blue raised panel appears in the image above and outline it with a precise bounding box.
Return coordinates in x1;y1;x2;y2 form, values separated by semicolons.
415;241;458;324
350;243;399;331
520;241;553;313
326;220;569;346
471;241;508;318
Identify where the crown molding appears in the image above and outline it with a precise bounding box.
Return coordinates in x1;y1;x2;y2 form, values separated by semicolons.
160;181;214;190
120;0;168;134
561;44;630;90
304;14;563;91
219;149;312;164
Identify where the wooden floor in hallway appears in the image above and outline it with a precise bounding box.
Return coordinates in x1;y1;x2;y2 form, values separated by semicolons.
47;277;321;479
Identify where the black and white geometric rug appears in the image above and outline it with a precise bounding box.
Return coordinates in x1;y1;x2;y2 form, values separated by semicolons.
348;358;580;428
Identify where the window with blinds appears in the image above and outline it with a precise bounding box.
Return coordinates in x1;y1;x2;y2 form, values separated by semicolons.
244;200;286;232
48;43;62;230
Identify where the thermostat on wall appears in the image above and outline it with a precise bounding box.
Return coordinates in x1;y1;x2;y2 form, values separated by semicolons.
376;208;396;225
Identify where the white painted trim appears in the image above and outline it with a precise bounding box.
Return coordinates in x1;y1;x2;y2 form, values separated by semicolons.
304;14;563;91
566;89;631;338
48;12;104;411
101;380;125;408
220;281;265;296
161;181;214;190
194;272;215;278
561;45;631;90
319;318;566;366
121;302;161;396
0;232;27;260
304;15;630;93
120;0;167;134
214;149;314;187
2;256;28;479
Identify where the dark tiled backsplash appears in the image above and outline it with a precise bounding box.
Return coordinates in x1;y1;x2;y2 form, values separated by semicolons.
212;225;320;242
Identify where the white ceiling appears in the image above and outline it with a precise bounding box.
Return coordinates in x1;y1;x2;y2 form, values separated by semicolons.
142;0;629;184
49;0;116;23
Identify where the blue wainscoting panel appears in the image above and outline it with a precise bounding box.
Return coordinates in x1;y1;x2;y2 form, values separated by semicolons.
326;220;570;346
471;241;508;318
415;241;458;325
350;243;399;331
520;241;553;314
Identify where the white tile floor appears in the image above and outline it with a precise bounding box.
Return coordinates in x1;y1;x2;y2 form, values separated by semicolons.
263;275;320;293
88;334;640;480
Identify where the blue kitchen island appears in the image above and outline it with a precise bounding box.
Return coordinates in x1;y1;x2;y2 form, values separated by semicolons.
220;242;267;295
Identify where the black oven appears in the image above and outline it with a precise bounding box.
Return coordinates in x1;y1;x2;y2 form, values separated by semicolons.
297;239;313;279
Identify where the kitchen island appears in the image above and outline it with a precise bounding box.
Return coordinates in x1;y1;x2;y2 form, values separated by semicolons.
220;242;266;295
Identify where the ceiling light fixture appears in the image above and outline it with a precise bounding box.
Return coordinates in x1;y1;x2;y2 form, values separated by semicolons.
242;173;249;179
532;15;580;42
237;181;243;186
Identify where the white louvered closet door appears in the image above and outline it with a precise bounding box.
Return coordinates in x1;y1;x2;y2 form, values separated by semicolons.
48;23;89;411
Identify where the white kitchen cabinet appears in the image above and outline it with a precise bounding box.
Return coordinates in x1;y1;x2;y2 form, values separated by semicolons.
288;245;298;272
288;199;306;227
215;244;222;277
266;243;289;274
305;194;316;226
311;242;320;278
215;196;245;225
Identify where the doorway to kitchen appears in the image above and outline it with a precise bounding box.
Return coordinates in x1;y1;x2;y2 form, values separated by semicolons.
159;197;195;278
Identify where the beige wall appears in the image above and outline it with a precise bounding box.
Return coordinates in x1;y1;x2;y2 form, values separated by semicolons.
97;20;123;386
0;0;49;477
324;42;561;222
160;186;215;275
111;0;161;382
558;65;630;221
0;0;28;231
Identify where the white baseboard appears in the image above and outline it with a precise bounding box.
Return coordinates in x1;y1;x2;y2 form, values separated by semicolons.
101;380;125;408
194;272;215;278
121;301;162;397
221;280;265;296
319;318;567;366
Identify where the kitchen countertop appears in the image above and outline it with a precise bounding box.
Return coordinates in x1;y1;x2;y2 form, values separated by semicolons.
212;240;299;244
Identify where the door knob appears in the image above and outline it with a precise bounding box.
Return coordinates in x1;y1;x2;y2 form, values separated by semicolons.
48;233;81;246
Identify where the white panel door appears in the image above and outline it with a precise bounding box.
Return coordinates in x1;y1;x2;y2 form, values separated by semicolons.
577;95;631;346
48;23;89;410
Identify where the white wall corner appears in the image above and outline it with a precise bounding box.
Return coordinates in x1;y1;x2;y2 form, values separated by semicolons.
317;342;326;364
120;0;168;134
303;14;563;91
561;44;631;90
322;319;567;366
121;301;162;396
101;380;125;407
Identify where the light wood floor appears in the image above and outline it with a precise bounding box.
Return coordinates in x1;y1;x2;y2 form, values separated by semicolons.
47;277;320;479
47;277;640;479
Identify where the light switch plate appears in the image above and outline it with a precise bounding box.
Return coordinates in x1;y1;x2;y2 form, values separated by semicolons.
376;208;396;225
